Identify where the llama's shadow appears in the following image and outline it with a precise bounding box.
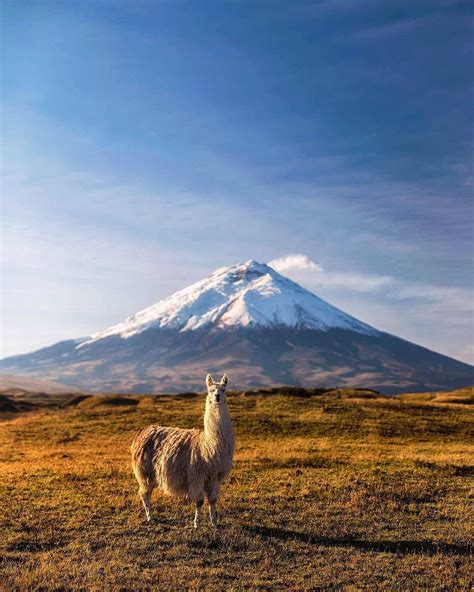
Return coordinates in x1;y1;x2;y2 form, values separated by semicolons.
243;525;472;556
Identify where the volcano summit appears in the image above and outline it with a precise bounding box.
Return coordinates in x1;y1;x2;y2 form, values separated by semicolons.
1;260;472;393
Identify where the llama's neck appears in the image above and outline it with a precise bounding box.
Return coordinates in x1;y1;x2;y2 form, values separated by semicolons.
202;402;234;458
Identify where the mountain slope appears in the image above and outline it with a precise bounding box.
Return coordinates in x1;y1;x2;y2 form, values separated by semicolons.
1;260;472;393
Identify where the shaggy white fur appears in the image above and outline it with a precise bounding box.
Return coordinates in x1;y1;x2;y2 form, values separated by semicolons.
131;373;235;527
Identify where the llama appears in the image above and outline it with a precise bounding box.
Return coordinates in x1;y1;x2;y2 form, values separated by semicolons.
131;373;234;528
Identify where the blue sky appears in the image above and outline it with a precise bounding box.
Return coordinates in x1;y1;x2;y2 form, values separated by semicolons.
1;0;473;363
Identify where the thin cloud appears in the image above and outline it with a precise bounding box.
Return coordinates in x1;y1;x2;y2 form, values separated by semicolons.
268;253;472;310
310;271;394;291
394;284;473;314
353;16;429;40
269;253;393;292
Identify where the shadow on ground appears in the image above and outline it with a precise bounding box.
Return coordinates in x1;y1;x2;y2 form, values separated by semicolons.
243;525;473;556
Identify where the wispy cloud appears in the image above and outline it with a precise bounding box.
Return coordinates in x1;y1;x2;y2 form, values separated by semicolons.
353;16;431;40
394;283;473;313
269;253;472;305
269;254;393;292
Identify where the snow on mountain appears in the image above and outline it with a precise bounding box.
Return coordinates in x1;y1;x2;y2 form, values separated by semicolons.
80;260;378;347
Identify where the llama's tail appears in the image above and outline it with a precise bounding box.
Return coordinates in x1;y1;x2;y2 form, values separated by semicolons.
131;426;157;490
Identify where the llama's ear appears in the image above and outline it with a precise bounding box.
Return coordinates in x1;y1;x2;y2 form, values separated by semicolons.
206;374;215;388
220;373;229;387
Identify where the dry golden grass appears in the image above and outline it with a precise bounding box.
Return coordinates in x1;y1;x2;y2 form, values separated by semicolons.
397;386;474;406
0;389;473;591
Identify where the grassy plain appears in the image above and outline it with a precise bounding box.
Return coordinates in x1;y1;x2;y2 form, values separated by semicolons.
0;387;473;591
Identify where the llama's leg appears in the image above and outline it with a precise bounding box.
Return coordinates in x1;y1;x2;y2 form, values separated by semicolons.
139;486;154;522
209;500;218;527
189;481;205;528
193;498;204;529
132;457;156;523
206;482;221;527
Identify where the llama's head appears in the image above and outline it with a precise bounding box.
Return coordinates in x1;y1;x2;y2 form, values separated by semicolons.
205;373;229;406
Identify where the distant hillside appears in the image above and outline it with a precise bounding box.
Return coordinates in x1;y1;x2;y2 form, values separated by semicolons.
1;386;472;419
0;374;83;394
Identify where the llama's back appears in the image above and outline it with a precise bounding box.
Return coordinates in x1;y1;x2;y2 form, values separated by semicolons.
131;425;201;498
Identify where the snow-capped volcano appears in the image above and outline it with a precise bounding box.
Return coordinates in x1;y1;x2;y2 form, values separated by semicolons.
1;260;472;394
82;260;376;345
